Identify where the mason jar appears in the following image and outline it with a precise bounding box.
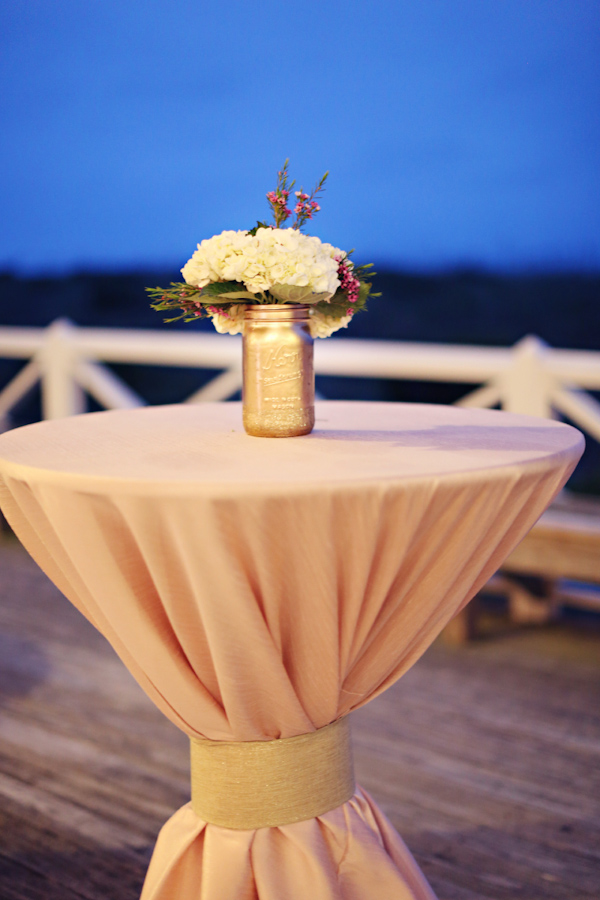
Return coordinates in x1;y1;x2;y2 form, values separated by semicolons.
242;305;315;437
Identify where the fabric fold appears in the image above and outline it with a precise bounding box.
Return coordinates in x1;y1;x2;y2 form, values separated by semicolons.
140;791;437;900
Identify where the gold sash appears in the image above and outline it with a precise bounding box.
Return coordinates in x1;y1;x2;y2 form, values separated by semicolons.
190;717;355;829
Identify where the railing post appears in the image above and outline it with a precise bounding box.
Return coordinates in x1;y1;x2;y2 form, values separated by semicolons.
500;336;556;418
37;320;86;419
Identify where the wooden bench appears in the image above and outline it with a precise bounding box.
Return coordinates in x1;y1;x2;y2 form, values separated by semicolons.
444;491;600;642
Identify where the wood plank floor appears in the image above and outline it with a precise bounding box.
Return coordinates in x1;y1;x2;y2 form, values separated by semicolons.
0;534;598;900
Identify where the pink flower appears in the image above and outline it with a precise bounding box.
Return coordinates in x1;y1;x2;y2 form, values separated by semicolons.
337;258;360;303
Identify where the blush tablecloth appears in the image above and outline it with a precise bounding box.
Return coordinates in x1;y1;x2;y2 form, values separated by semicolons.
0;401;584;900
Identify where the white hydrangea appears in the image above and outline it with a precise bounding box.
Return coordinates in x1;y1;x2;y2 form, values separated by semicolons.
308;309;354;339
209;304;246;336
181;228;342;300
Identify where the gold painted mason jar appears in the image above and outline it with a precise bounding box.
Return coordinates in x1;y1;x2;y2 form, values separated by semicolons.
242;305;315;438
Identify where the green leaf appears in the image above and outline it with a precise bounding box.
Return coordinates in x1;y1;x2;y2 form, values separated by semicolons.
268;283;333;305
210;290;256;301
311;277;374;319
357;280;371;304
200;281;243;295
247;221;271;237
199;282;255;300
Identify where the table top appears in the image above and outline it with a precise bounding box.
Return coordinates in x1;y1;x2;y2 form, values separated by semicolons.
0;402;584;496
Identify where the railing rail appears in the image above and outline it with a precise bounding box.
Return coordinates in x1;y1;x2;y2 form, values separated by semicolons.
1;319;600;441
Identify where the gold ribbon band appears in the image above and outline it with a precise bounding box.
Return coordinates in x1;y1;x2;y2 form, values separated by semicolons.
190;717;355;829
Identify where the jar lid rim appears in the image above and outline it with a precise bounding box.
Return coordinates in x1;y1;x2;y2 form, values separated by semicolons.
245;304;310;318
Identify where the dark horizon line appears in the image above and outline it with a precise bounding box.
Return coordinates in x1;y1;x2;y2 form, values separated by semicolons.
2;261;600;281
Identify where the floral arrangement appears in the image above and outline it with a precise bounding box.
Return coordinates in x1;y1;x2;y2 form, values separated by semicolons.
147;161;379;338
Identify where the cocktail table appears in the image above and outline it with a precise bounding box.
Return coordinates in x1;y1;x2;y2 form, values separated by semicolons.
0;401;584;900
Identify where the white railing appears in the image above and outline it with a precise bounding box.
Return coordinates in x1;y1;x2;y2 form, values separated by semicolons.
1;318;600;441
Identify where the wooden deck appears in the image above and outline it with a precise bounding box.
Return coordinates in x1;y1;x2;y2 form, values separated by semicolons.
0;534;598;900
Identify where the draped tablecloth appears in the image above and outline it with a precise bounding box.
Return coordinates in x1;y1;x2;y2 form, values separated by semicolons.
0;401;584;900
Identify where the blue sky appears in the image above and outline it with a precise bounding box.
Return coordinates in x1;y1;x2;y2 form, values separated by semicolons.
1;0;599;274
